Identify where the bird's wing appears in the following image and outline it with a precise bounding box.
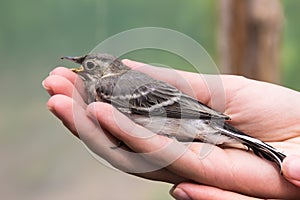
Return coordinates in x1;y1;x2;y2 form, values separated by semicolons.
96;71;229;120
128;81;229;119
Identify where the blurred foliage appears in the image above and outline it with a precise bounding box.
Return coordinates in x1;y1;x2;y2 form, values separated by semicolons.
0;0;299;199
0;0;299;89
0;0;216;70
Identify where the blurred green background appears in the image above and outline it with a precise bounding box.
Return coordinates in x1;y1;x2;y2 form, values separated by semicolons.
0;0;299;199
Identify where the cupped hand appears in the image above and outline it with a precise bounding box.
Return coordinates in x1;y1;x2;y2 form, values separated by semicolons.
43;60;300;199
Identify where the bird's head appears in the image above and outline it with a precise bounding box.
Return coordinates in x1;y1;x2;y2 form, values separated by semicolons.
61;53;129;81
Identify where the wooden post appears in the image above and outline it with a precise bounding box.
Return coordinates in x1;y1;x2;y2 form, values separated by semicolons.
218;0;284;83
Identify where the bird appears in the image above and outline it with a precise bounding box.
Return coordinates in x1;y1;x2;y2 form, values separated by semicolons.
61;53;286;170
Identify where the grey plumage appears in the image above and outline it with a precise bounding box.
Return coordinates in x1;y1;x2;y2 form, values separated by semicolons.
62;53;286;169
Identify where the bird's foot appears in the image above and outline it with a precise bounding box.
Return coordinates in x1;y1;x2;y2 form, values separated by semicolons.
110;140;124;149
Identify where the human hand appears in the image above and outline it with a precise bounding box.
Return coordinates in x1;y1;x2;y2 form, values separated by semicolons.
43;60;300;199
171;155;300;200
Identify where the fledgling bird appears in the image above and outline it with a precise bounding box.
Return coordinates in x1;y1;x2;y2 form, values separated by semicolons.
61;53;286;170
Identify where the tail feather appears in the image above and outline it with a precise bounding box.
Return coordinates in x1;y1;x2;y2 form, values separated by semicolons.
213;122;286;169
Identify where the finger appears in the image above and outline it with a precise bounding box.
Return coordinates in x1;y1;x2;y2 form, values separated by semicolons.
47;94;80;137
49;67;87;99
282;155;300;187
43;75;86;108
50;67;79;85
170;182;260;200
43;75;76;97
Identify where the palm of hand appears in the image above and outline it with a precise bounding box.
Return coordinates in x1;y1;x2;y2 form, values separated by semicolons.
223;78;300;153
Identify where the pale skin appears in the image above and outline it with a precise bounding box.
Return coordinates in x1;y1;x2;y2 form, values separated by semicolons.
43;59;300;199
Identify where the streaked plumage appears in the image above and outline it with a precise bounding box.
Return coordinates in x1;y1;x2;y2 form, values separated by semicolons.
62;53;286;169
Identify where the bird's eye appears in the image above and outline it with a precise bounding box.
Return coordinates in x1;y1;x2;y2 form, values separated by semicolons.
86;61;96;70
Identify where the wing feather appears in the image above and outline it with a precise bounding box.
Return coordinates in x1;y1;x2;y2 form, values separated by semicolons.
96;70;229;119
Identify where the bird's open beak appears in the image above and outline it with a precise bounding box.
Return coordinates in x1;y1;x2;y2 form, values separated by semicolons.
61;55;86;73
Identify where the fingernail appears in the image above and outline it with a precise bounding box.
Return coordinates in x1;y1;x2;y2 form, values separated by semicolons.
42;79;54;95
42;80;47;89
284;157;300;181
171;188;191;200
121;59;131;62
42;79;51;91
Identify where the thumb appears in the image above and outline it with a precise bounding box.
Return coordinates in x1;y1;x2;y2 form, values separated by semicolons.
282;155;300;187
